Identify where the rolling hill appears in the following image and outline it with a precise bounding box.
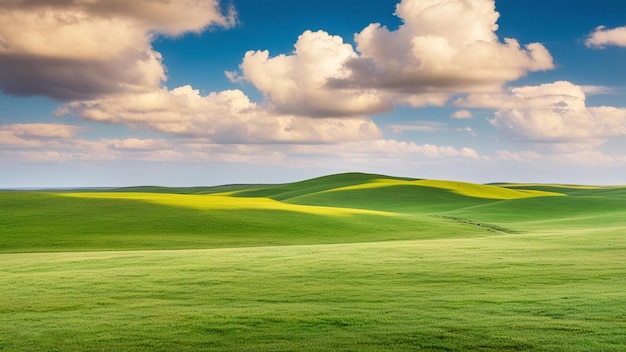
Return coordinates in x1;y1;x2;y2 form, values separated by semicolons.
1;172;625;252
1;172;625;351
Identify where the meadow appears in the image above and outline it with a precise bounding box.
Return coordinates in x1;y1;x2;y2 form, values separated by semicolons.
1;173;625;351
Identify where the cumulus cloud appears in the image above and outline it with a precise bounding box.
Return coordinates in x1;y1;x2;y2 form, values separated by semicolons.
2;0;557;149
586;26;626;48
0;0;235;100
458;81;626;149
232;30;392;117
231;0;553;117
59;85;382;144
329;0;553;105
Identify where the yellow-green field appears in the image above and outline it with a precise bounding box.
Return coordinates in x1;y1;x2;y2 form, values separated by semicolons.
321;178;565;199
59;192;394;216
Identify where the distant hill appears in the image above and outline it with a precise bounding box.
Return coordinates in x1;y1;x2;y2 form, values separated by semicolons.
2;172;625;253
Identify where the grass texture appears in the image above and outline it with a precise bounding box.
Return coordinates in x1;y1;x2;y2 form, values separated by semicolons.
1;172;625;351
1;233;624;351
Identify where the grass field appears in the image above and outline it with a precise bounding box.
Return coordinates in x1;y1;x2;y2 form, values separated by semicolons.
1;173;625;351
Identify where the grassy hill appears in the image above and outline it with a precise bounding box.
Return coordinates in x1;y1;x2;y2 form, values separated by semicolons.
2;172;625;252
1;172;625;351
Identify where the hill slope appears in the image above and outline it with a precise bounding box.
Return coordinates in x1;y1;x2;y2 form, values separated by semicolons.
1;172;625;252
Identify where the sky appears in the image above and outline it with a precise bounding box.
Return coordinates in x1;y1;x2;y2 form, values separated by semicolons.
1;0;626;187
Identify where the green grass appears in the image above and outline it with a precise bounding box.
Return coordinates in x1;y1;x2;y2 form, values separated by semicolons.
230;172;416;200
1;232;624;351
1;172;625;351
0;190;491;253
443;192;626;232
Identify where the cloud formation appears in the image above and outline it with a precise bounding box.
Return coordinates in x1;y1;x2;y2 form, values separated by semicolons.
232;0;554;117
0;122;179;162
0;123;80;139
331;0;553;105
458;81;626;150
4;0;557;148
231;30;392;117
0;0;235;100
586;26;626;48
60;86;382;144
0;122;481;171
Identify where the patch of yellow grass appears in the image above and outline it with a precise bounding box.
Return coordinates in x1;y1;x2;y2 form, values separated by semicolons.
59;193;395;217
325;179;565;200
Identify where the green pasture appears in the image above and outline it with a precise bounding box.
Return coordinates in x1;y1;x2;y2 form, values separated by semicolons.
1;173;625;351
0;190;489;253
1;233;624;351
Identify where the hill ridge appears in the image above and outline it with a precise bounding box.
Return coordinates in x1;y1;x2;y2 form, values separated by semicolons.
2;172;625;253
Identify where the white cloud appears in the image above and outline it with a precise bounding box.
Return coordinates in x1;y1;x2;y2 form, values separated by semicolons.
0;0;235;100
232;30;392;117
1;0;558;155
330;0;553;105
452;110;473;119
0;123;80;139
458;81;626;149
0;121;479;168
0;123;176;162
586;26;626;48
0;123;84;149
6;122;626;182
0;126;199;164
231;0;553;117
0;131;41;148
60;85;382;144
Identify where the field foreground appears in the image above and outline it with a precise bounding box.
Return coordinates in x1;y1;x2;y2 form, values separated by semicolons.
1;173;625;351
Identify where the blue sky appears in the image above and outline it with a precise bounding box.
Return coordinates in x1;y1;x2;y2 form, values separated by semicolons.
1;0;626;187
